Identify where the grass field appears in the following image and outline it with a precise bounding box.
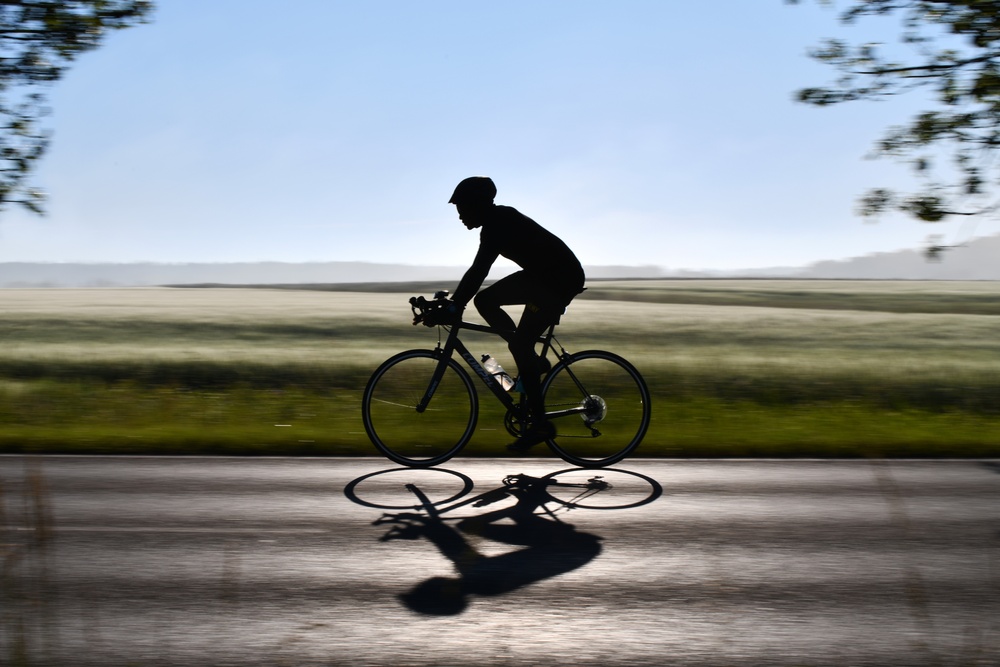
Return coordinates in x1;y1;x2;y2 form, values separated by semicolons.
1;280;999;458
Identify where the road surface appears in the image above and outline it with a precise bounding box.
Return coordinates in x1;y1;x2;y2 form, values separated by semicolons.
1;456;998;666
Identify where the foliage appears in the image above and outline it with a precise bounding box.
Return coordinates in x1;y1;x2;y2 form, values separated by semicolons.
0;0;153;214
791;0;1000;227
0;284;999;457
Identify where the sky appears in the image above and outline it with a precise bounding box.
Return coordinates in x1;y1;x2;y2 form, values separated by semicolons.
0;0;994;271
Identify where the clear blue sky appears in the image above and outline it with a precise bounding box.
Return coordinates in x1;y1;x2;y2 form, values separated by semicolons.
0;0;988;270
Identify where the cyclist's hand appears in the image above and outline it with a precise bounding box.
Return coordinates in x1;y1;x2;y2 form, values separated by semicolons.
421;299;461;327
439;300;462;325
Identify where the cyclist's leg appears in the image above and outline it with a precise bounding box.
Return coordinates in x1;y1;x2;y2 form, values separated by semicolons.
476;273;550;390
472;272;524;341
475;272;569;442
509;303;557;419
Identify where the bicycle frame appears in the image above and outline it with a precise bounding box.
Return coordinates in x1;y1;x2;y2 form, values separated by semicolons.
417;319;595;427
365;294;652;467
417;319;551;415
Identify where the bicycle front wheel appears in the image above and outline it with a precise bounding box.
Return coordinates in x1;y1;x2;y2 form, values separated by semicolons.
541;350;650;468
362;350;478;467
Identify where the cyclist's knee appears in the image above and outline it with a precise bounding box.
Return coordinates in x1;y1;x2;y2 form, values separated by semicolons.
473;289;499;313
507;336;535;362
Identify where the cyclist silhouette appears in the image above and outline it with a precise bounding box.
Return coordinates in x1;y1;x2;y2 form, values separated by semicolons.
447;176;586;452
376;474;602;615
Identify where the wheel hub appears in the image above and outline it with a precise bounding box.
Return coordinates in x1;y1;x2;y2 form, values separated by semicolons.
581;394;607;425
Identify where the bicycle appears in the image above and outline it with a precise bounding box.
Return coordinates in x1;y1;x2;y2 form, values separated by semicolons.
373;472;615;526
361;290;651;468
343;467;664;513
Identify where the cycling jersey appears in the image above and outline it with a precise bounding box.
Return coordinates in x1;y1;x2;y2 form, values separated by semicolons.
453;205;585;308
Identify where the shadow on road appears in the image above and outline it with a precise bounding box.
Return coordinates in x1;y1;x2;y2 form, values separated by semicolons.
981;463;1000;541
344;467;661;615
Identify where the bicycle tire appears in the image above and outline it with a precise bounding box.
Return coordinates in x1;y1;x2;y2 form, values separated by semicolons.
362;349;478;467
541;350;650;468
541;468;663;510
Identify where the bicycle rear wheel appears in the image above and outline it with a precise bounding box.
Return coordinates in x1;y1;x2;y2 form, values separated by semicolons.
362;350;478;467
541;350;650;468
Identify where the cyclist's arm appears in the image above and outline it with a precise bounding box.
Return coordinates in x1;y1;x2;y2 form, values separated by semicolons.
453;242;499;308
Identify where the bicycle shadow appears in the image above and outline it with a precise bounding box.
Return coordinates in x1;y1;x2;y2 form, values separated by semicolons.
344;467;661;616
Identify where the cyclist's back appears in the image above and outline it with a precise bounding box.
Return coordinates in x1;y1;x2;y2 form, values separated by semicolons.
455;204;584;307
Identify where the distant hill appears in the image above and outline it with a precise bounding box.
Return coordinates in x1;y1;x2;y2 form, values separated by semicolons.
0;261;666;287
0;234;996;286
662;233;1000;280
0;261;458;287
795;233;1000;280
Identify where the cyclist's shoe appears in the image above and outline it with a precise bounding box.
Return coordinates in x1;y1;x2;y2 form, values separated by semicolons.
506;420;556;453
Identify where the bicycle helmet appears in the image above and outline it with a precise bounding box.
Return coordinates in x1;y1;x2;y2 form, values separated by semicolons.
448;176;496;206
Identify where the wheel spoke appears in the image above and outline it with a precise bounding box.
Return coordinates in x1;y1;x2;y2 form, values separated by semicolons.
542;351;650;467
362;351;478;467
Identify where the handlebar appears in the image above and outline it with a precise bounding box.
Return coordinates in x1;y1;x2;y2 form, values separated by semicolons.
409;290;454;327
407;291;534;340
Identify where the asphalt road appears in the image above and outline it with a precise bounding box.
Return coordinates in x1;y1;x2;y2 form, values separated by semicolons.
1;456;998;667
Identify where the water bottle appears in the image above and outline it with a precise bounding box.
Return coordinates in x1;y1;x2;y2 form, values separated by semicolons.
481;354;514;391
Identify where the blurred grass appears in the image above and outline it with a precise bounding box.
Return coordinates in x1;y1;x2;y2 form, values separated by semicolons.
1;282;999;457
579;278;1000;315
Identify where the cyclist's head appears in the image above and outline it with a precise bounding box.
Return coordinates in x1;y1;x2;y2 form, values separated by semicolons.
399;576;467;615
448;176;496;207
